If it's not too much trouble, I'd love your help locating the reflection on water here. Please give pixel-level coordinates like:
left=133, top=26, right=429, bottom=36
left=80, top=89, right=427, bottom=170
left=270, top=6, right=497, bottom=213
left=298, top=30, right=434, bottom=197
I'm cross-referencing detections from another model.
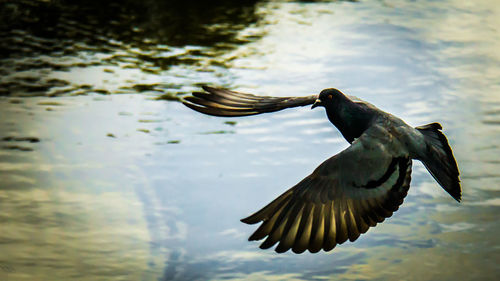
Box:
left=0, top=0, right=262, bottom=97
left=1, top=0, right=499, bottom=280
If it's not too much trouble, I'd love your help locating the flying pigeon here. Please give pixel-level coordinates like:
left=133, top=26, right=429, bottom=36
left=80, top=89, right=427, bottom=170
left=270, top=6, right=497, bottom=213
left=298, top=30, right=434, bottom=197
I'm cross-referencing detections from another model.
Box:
left=182, top=86, right=461, bottom=254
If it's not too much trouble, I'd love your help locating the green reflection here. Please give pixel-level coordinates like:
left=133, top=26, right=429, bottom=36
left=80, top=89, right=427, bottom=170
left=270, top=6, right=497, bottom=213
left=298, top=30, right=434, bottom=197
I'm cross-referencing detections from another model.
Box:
left=0, top=0, right=264, bottom=97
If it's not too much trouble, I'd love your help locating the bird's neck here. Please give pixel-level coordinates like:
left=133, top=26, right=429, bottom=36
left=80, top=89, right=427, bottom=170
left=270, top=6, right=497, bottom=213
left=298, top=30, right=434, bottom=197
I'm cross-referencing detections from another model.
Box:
left=326, top=102, right=374, bottom=143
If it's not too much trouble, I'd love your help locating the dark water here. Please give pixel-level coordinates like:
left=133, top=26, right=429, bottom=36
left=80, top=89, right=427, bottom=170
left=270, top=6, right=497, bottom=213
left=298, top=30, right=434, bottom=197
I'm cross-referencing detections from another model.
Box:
left=0, top=0, right=499, bottom=280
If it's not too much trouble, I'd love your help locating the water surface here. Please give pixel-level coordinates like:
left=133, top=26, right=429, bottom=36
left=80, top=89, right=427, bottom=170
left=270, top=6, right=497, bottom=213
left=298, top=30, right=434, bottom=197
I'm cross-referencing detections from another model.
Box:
left=0, top=0, right=499, bottom=280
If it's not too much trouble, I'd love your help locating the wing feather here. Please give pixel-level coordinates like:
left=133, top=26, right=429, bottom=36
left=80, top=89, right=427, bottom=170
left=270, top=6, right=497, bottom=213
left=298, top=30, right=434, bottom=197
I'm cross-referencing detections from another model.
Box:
left=275, top=204, right=305, bottom=253
left=323, top=200, right=336, bottom=251
left=248, top=200, right=288, bottom=241
left=241, top=124, right=413, bottom=253
left=309, top=203, right=325, bottom=253
left=183, top=86, right=317, bottom=117
left=292, top=203, right=314, bottom=254
left=335, top=199, right=349, bottom=244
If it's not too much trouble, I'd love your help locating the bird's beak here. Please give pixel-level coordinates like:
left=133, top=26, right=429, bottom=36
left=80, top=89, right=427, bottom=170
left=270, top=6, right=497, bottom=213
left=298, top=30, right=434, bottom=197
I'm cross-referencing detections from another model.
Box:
left=311, top=99, right=322, bottom=109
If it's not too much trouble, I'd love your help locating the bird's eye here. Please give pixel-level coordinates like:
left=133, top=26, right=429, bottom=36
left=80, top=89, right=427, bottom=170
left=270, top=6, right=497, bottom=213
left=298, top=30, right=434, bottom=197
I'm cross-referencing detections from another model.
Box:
left=328, top=95, right=333, bottom=99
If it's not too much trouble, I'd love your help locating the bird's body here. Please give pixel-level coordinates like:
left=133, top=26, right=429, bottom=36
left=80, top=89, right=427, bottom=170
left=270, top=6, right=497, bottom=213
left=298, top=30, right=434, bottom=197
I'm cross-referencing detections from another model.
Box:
left=183, top=86, right=461, bottom=253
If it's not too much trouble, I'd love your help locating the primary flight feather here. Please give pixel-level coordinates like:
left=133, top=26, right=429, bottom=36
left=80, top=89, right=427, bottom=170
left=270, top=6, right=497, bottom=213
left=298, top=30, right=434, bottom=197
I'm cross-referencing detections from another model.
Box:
left=183, top=86, right=461, bottom=254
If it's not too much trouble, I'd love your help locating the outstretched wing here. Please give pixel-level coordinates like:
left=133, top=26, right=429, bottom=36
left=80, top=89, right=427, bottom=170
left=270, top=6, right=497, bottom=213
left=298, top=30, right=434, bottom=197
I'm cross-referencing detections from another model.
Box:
left=241, top=123, right=413, bottom=253
left=182, top=86, right=317, bottom=117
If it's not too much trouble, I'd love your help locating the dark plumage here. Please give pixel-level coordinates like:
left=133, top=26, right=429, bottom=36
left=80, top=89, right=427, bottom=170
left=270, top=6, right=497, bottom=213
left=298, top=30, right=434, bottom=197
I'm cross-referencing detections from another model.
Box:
left=182, top=86, right=461, bottom=253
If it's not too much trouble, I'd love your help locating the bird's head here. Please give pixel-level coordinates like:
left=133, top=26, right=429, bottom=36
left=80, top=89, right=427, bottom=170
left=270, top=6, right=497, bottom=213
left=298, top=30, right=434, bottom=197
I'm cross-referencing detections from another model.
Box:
left=311, top=88, right=345, bottom=110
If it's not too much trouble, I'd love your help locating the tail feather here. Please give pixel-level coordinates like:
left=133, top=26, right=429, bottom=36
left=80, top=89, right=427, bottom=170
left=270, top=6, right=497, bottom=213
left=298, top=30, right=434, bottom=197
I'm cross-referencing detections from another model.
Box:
left=416, top=123, right=461, bottom=202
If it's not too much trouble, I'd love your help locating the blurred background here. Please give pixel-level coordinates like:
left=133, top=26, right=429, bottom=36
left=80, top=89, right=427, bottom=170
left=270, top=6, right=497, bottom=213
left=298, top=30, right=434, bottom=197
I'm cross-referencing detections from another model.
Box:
left=0, top=0, right=499, bottom=280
